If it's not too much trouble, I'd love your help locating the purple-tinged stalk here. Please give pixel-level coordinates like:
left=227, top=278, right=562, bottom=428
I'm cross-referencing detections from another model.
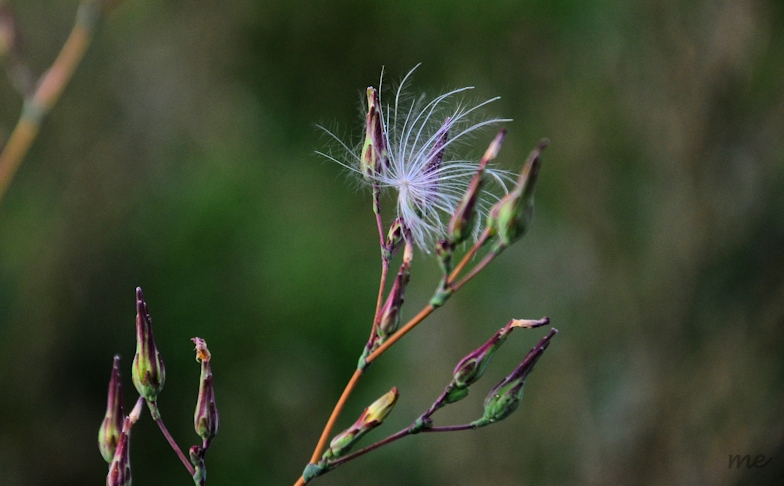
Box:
left=99, top=355, right=124, bottom=463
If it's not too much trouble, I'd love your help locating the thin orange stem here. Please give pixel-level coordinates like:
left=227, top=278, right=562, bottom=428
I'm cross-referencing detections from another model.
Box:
left=447, top=227, right=491, bottom=284
left=365, top=304, right=434, bottom=363
left=0, top=0, right=101, bottom=202
left=452, top=250, right=500, bottom=292
left=308, top=368, right=364, bottom=465
left=294, top=477, right=306, bottom=486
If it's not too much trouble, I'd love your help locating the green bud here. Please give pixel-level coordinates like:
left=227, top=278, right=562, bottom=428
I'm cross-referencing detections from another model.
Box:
left=452, top=317, right=549, bottom=389
left=377, top=243, right=412, bottom=341
left=106, top=418, right=132, bottom=486
left=98, top=355, right=124, bottom=463
left=443, top=383, right=470, bottom=404
left=385, top=218, right=404, bottom=258
left=474, top=328, right=557, bottom=427
left=361, top=87, right=388, bottom=179
left=192, top=338, right=219, bottom=444
left=449, top=129, right=505, bottom=244
left=435, top=239, right=454, bottom=275
left=190, top=445, right=206, bottom=486
left=132, top=287, right=166, bottom=403
left=322, top=387, right=399, bottom=461
left=487, top=139, right=548, bottom=249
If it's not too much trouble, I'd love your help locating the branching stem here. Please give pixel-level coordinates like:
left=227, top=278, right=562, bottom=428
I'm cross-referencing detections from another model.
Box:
left=0, top=0, right=113, bottom=203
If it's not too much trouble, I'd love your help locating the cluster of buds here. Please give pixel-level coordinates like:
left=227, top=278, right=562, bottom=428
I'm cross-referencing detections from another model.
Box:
left=444, top=317, right=550, bottom=406
left=98, top=288, right=219, bottom=486
left=315, top=71, right=558, bottom=484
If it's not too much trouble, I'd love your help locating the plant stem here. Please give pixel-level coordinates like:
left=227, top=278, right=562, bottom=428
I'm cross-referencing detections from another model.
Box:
left=327, top=427, right=412, bottom=469
left=365, top=304, right=434, bottom=363
left=447, top=227, right=491, bottom=283
left=423, top=424, right=476, bottom=433
left=0, top=0, right=107, bottom=203
left=368, top=256, right=389, bottom=343
left=154, top=413, right=195, bottom=476
left=451, top=249, right=500, bottom=292
left=307, top=368, right=364, bottom=465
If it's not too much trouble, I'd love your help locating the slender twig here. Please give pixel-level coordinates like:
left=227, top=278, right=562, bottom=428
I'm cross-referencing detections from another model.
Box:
left=451, top=249, right=500, bottom=292
left=422, top=424, right=476, bottom=433
left=154, top=414, right=196, bottom=476
left=327, top=427, right=412, bottom=469
left=0, top=0, right=110, bottom=203
left=447, top=227, right=491, bottom=283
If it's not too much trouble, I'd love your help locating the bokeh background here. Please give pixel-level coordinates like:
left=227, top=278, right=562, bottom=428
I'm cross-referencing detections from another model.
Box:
left=1, top=0, right=783, bottom=484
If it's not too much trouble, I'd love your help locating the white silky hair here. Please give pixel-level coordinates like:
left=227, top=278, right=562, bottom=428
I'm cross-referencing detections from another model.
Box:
left=318, top=65, right=515, bottom=250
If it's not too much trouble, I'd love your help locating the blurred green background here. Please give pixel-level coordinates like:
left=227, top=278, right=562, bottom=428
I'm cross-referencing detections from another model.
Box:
left=1, top=0, right=783, bottom=484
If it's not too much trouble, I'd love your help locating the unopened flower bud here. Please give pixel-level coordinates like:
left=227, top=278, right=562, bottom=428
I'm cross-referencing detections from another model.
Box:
left=377, top=241, right=413, bottom=342
left=132, top=287, right=166, bottom=403
left=106, top=418, right=132, bottom=486
left=452, top=319, right=515, bottom=389
left=190, top=445, right=206, bottom=486
left=99, top=356, right=124, bottom=463
left=487, top=139, right=547, bottom=249
left=192, top=337, right=219, bottom=444
left=449, top=130, right=506, bottom=244
left=361, top=87, right=389, bottom=179
left=435, top=239, right=454, bottom=275
left=385, top=218, right=404, bottom=258
left=473, top=328, right=557, bottom=427
left=323, top=387, right=399, bottom=461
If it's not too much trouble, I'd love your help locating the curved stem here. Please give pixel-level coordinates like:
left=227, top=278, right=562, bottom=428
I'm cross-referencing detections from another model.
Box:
left=153, top=410, right=195, bottom=476
left=307, top=368, right=364, bottom=465
left=0, top=0, right=104, bottom=202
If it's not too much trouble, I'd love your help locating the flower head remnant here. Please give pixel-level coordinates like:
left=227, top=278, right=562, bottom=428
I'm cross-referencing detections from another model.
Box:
left=319, top=66, right=515, bottom=250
